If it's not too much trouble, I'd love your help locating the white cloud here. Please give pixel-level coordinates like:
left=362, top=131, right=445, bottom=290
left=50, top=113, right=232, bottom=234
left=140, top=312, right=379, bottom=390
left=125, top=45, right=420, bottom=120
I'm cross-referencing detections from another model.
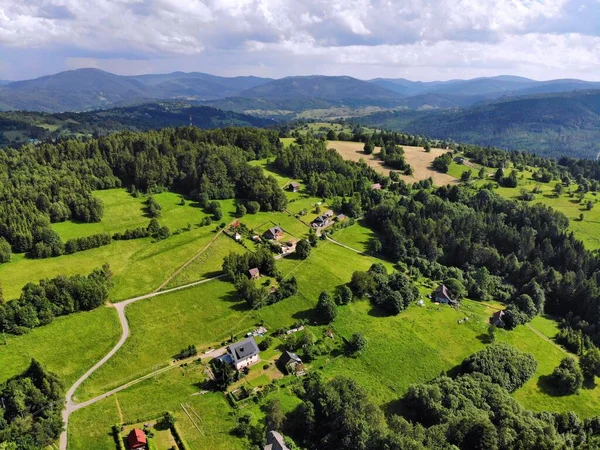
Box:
left=0, top=0, right=599, bottom=80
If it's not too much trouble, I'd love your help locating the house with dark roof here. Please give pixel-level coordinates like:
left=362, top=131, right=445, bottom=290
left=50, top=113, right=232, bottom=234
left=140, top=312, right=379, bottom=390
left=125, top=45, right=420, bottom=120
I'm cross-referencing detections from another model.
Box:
left=127, top=429, right=147, bottom=450
left=434, top=284, right=458, bottom=306
left=264, top=226, right=284, bottom=240
left=289, top=182, right=300, bottom=192
left=228, top=336, right=260, bottom=370
left=491, top=310, right=506, bottom=328
left=278, top=351, right=304, bottom=375
left=249, top=267, right=260, bottom=280
left=312, top=211, right=334, bottom=228
left=264, top=430, right=290, bottom=450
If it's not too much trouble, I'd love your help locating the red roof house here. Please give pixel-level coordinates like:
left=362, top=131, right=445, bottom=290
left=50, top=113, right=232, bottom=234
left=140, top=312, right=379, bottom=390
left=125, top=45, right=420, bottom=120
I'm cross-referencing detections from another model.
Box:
left=127, top=429, right=147, bottom=449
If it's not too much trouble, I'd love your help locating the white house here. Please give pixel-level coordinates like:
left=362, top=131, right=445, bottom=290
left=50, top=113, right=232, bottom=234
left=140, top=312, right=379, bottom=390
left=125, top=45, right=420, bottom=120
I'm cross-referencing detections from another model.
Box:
left=228, top=336, right=260, bottom=370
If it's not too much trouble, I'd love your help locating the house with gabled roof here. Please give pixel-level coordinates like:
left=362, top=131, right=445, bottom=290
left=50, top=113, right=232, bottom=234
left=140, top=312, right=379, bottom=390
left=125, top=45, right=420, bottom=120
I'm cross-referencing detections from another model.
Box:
left=264, top=226, right=284, bottom=240
left=278, top=351, right=305, bottom=376
left=289, top=182, right=300, bottom=192
left=491, top=310, right=506, bottom=328
left=434, top=284, right=458, bottom=306
left=249, top=267, right=260, bottom=280
left=127, top=429, right=147, bottom=450
left=264, top=430, right=290, bottom=450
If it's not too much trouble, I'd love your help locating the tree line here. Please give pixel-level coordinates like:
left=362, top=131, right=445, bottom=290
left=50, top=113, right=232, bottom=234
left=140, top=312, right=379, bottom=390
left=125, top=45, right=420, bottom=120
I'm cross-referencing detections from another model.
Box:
left=0, top=265, right=112, bottom=334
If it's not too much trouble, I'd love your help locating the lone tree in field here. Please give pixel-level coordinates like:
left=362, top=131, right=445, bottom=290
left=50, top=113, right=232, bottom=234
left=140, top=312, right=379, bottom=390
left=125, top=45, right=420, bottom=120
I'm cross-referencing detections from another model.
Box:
left=295, top=239, right=311, bottom=259
left=315, top=291, right=337, bottom=324
left=363, top=141, right=374, bottom=155
left=424, top=142, right=431, bottom=152
left=551, top=357, right=583, bottom=395
left=347, top=332, right=367, bottom=355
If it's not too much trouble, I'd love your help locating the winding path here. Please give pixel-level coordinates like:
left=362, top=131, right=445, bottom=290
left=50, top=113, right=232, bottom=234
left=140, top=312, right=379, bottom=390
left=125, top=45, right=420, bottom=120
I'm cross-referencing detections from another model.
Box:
left=59, top=275, right=223, bottom=450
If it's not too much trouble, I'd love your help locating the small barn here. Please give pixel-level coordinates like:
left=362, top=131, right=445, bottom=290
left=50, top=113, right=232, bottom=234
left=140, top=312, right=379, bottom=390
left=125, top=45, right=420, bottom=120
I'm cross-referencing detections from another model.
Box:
left=249, top=268, right=260, bottom=280
left=289, top=182, right=300, bottom=192
left=127, top=429, right=147, bottom=450
left=370, top=183, right=382, bottom=190
left=433, top=284, right=458, bottom=306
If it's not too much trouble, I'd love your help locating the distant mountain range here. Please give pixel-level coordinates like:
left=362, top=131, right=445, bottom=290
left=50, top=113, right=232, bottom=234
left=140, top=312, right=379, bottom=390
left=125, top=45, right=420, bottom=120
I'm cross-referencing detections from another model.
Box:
left=358, top=90, right=600, bottom=159
left=0, top=69, right=273, bottom=112
left=1, top=69, right=600, bottom=113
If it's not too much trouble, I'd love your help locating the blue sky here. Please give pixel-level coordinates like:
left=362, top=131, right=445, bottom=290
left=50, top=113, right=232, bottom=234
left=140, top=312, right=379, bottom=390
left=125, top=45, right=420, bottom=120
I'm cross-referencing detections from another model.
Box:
left=0, top=0, right=599, bottom=81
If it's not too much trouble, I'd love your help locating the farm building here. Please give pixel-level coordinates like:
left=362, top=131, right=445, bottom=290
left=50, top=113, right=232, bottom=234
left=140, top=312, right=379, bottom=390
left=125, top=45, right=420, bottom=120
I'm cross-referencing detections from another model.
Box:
left=127, top=429, right=147, bottom=450
left=335, top=214, right=346, bottom=222
left=433, top=284, right=458, bottom=306
left=370, top=183, right=382, bottom=190
left=226, top=337, right=260, bottom=370
left=278, top=351, right=304, bottom=375
left=264, top=430, right=290, bottom=450
left=249, top=268, right=260, bottom=280
left=491, top=310, right=506, bottom=328
left=264, top=226, right=284, bottom=240
left=289, top=182, right=300, bottom=192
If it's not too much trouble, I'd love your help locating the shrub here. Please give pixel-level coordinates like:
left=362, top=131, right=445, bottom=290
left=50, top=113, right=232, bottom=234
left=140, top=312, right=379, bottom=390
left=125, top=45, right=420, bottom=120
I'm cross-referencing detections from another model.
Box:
left=461, top=343, right=537, bottom=392
left=551, top=357, right=583, bottom=395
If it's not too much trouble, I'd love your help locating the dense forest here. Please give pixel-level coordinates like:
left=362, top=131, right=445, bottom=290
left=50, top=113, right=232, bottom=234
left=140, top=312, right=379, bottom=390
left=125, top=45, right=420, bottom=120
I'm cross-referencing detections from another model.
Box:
left=0, top=127, right=287, bottom=266
left=0, top=360, right=64, bottom=449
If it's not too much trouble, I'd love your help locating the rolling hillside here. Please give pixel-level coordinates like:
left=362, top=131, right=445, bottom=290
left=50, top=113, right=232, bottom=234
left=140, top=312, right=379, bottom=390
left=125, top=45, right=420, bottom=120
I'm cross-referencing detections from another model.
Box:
left=359, top=90, right=600, bottom=159
left=238, top=75, right=403, bottom=102
left=0, top=102, right=274, bottom=147
left=369, top=75, right=600, bottom=104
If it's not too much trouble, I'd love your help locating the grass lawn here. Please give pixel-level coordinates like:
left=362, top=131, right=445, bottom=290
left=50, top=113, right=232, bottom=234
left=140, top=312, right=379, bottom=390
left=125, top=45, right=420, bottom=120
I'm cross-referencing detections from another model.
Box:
left=0, top=197, right=236, bottom=301
left=0, top=306, right=121, bottom=386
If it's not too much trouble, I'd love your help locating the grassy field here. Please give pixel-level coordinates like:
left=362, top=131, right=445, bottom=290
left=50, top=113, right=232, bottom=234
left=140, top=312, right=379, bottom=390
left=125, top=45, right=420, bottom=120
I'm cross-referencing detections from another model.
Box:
left=74, top=279, right=259, bottom=401
left=0, top=306, right=121, bottom=386
left=164, top=234, right=243, bottom=289
left=470, top=166, right=600, bottom=250
left=51, top=190, right=210, bottom=240
left=0, top=190, right=236, bottom=300
left=326, top=140, right=457, bottom=185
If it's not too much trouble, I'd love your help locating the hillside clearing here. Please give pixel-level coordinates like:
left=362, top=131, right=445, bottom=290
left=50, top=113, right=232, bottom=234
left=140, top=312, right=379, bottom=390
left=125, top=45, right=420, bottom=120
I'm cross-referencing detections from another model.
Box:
left=326, top=140, right=457, bottom=185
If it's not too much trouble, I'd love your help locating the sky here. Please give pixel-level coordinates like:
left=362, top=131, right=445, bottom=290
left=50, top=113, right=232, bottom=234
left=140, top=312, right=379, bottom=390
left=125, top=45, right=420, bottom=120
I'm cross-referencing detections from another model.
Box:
left=0, top=0, right=599, bottom=81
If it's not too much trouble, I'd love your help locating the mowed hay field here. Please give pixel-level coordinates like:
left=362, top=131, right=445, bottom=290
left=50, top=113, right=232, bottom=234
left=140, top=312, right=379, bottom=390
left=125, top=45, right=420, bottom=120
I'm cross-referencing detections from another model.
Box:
left=326, top=140, right=458, bottom=186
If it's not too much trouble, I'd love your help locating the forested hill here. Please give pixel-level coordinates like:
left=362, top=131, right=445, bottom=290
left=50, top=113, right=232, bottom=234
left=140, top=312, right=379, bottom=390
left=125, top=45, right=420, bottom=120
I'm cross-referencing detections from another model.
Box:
left=0, top=68, right=273, bottom=112
left=358, top=90, right=600, bottom=160
left=0, top=103, right=274, bottom=148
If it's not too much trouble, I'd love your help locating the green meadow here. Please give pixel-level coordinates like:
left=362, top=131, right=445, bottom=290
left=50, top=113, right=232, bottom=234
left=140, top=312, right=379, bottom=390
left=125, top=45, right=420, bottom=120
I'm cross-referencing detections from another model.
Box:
left=0, top=189, right=236, bottom=300
left=0, top=306, right=121, bottom=386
